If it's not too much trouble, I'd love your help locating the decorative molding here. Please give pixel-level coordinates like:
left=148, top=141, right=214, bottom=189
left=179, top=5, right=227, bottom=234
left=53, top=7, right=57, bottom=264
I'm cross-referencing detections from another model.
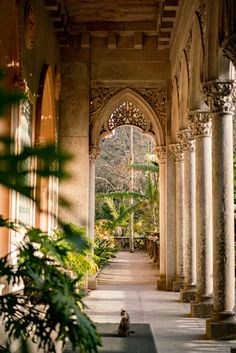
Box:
left=89, top=145, right=101, bottom=160
left=203, top=80, right=236, bottom=113
left=178, top=129, right=195, bottom=152
left=188, top=111, right=212, bottom=137
left=169, top=143, right=184, bottom=162
left=108, top=100, right=147, bottom=131
left=155, top=146, right=166, bottom=164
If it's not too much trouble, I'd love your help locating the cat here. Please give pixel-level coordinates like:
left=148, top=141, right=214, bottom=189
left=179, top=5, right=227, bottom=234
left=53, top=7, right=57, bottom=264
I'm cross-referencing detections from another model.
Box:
left=117, top=309, right=134, bottom=337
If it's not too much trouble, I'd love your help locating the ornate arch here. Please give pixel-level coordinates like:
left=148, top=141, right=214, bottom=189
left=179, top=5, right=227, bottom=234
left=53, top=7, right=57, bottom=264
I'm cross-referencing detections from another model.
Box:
left=90, top=88, right=165, bottom=146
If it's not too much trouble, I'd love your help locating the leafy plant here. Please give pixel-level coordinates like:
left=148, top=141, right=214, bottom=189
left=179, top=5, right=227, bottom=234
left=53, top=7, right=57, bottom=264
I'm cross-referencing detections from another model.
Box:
left=94, top=223, right=120, bottom=268
left=0, top=223, right=101, bottom=353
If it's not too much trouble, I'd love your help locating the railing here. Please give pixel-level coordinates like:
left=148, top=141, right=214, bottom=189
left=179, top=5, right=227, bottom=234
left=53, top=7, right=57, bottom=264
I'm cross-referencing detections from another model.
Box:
left=114, top=236, right=147, bottom=250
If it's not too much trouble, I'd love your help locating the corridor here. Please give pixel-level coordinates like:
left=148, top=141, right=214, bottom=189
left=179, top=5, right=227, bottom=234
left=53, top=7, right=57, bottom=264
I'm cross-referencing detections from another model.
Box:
left=85, top=251, right=236, bottom=353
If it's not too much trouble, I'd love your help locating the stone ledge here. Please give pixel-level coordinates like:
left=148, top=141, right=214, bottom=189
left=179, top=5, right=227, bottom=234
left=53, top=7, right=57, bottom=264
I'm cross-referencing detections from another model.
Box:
left=190, top=299, right=213, bottom=318
left=180, top=288, right=196, bottom=303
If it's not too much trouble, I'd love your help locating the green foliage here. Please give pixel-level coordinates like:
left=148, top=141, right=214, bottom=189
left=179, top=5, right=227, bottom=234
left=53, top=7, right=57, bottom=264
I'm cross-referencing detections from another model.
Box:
left=96, top=162, right=160, bottom=234
left=94, top=222, right=120, bottom=268
left=0, top=226, right=101, bottom=353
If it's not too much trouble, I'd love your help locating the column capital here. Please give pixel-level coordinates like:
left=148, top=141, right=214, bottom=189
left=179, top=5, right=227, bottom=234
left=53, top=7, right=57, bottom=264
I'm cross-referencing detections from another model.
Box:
left=169, top=143, right=184, bottom=162
left=155, top=145, right=166, bottom=164
left=178, top=128, right=195, bottom=152
left=188, top=111, right=212, bottom=137
left=203, top=80, right=236, bottom=113
left=89, top=145, right=100, bottom=160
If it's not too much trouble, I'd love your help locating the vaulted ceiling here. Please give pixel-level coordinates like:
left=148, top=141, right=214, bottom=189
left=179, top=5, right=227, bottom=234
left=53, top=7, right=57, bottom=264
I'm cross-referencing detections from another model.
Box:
left=45, top=0, right=179, bottom=49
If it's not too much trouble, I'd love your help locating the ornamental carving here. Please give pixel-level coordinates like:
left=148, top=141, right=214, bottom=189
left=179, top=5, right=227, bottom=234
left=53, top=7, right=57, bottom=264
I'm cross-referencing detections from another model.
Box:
left=169, top=143, right=184, bottom=162
left=90, top=88, right=120, bottom=124
left=155, top=146, right=166, bottom=164
left=196, top=0, right=207, bottom=47
left=89, top=145, right=101, bottom=160
left=134, top=87, right=167, bottom=133
left=188, top=111, right=212, bottom=137
left=108, top=101, right=147, bottom=131
left=203, top=81, right=236, bottom=113
left=178, top=129, right=195, bottom=152
left=24, top=2, right=36, bottom=50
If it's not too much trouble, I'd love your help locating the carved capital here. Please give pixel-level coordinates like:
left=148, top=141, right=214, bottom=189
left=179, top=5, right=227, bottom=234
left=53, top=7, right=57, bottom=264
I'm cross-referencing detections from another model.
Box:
left=89, top=145, right=100, bottom=160
left=178, top=129, right=195, bottom=152
left=155, top=146, right=166, bottom=164
left=188, top=111, right=212, bottom=137
left=203, top=80, right=236, bottom=113
left=169, top=143, right=184, bottom=162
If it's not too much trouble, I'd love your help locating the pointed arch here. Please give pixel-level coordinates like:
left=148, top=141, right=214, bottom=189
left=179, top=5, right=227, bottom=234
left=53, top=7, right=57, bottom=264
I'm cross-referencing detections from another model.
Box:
left=90, top=88, right=165, bottom=146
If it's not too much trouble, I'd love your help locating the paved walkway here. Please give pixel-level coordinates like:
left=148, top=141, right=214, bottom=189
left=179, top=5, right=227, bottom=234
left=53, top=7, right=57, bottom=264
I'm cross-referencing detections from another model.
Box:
left=84, top=250, right=236, bottom=353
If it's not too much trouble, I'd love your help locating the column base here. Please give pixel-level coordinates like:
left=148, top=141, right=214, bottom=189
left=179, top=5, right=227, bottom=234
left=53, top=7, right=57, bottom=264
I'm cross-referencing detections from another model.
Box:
left=173, top=277, right=184, bottom=292
left=157, top=275, right=166, bottom=290
left=190, top=296, right=213, bottom=318
left=180, top=286, right=196, bottom=303
left=206, top=314, right=236, bottom=339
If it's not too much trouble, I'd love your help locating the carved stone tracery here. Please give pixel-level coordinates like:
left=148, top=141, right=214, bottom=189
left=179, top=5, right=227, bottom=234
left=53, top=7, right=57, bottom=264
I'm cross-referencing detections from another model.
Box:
left=188, top=111, right=212, bottom=137
left=108, top=100, right=147, bottom=131
left=169, top=143, right=184, bottom=162
left=203, top=81, right=236, bottom=113
left=90, top=87, right=167, bottom=135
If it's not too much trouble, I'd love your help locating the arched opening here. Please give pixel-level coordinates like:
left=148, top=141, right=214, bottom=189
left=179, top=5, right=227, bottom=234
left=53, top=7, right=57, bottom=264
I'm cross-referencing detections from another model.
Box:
left=89, top=88, right=165, bottom=261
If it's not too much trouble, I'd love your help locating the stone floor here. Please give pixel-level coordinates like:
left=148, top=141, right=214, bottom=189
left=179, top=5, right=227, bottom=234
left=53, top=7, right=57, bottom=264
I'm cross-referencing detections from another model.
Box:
left=84, top=250, right=236, bottom=353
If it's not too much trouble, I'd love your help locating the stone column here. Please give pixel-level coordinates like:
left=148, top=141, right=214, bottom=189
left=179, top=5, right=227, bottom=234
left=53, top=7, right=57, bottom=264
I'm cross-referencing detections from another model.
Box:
left=165, top=148, right=176, bottom=290
left=189, top=111, right=213, bottom=318
left=169, top=143, right=185, bottom=292
left=88, top=145, right=100, bottom=250
left=178, top=129, right=196, bottom=303
left=156, top=146, right=167, bottom=290
left=88, top=145, right=100, bottom=290
left=204, top=80, right=236, bottom=339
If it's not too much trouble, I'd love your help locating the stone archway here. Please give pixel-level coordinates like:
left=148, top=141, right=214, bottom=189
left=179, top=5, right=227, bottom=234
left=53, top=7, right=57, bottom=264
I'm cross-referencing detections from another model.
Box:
left=90, top=88, right=165, bottom=147
left=88, top=87, right=166, bottom=288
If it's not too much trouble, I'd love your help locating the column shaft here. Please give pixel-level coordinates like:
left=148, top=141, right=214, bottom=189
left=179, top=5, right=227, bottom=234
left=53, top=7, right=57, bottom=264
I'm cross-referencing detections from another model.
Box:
left=212, top=112, right=234, bottom=315
left=178, top=128, right=196, bottom=303
left=189, top=111, right=213, bottom=318
left=156, top=146, right=167, bottom=290
left=169, top=143, right=185, bottom=292
left=203, top=79, right=236, bottom=340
